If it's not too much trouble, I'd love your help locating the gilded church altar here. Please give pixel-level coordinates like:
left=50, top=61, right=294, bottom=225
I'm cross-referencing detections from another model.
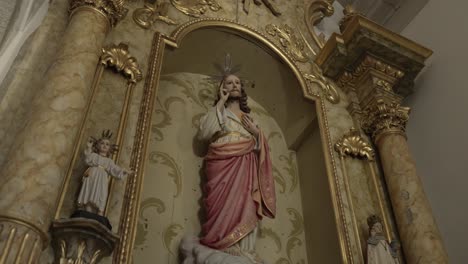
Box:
left=0, top=0, right=448, bottom=263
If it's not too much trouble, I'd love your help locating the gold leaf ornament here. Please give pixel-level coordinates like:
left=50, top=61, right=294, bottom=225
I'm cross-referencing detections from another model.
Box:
left=334, top=128, right=375, bottom=160
left=304, top=63, right=340, bottom=104
left=133, top=1, right=178, bottom=29
left=100, top=43, right=143, bottom=84
left=170, top=0, right=221, bottom=17
left=242, top=0, right=281, bottom=16
left=265, top=24, right=310, bottom=63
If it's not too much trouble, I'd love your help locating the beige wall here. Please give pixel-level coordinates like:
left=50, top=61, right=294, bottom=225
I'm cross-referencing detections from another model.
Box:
left=401, top=1, right=468, bottom=262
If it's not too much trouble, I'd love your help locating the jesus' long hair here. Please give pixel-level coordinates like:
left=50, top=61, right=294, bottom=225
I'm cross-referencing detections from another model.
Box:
left=213, top=76, right=251, bottom=114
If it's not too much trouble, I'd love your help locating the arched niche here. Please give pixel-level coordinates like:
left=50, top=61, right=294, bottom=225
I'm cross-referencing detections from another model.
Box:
left=115, top=19, right=350, bottom=264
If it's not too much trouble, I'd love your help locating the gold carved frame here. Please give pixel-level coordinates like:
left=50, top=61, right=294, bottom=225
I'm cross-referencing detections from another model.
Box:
left=115, top=18, right=355, bottom=264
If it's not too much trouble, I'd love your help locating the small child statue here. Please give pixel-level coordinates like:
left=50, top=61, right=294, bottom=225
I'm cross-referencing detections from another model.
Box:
left=77, top=130, right=133, bottom=216
left=367, top=215, right=400, bottom=264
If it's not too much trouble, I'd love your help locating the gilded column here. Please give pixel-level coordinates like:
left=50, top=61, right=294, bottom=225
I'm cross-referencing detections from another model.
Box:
left=316, top=12, right=448, bottom=263
left=0, top=1, right=126, bottom=263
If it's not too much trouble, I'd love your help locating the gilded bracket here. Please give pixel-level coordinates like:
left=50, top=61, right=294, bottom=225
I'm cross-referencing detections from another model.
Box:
left=305, top=0, right=335, bottom=52
left=170, top=0, right=221, bottom=18
left=242, top=0, right=281, bottom=16
left=304, top=63, right=340, bottom=104
left=265, top=23, right=310, bottom=63
left=334, top=128, right=374, bottom=160
left=133, top=1, right=178, bottom=29
left=101, top=43, right=143, bottom=84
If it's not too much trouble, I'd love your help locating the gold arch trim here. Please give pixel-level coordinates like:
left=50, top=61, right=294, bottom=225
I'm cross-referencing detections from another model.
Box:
left=163, top=18, right=320, bottom=101
left=115, top=18, right=355, bottom=263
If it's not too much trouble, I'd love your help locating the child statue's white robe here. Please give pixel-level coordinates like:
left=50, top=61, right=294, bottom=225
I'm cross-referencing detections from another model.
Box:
left=367, top=236, right=400, bottom=264
left=77, top=150, right=126, bottom=212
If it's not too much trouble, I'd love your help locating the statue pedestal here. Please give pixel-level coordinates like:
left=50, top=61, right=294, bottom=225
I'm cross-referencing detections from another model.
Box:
left=51, top=218, right=119, bottom=264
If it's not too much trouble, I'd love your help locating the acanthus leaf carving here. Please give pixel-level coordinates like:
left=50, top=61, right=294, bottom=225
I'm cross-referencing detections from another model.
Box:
left=170, top=0, right=221, bottom=18
left=265, top=24, right=310, bottom=63
left=101, top=43, right=143, bottom=84
left=334, top=128, right=375, bottom=160
left=361, top=99, right=410, bottom=142
left=133, top=1, right=178, bottom=29
left=243, top=0, right=281, bottom=16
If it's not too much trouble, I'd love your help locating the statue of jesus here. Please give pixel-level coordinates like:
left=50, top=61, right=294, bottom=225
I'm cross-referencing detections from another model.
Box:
left=183, top=74, right=275, bottom=263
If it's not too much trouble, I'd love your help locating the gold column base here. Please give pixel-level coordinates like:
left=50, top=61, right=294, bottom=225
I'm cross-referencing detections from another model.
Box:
left=0, top=216, right=48, bottom=264
left=51, top=218, right=119, bottom=264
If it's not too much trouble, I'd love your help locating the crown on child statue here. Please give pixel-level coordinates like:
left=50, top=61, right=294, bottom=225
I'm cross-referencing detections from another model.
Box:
left=101, top=129, right=113, bottom=140
left=367, top=214, right=382, bottom=229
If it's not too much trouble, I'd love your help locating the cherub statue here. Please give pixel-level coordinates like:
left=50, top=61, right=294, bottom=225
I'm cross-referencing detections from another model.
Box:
left=77, top=130, right=133, bottom=216
left=367, top=215, right=400, bottom=264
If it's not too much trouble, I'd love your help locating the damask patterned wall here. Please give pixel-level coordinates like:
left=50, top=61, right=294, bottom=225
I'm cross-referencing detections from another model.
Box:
left=132, top=73, right=311, bottom=264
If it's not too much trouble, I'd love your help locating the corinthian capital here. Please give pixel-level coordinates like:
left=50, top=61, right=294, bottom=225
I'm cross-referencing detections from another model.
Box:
left=70, top=0, right=128, bottom=27
left=361, top=99, right=410, bottom=142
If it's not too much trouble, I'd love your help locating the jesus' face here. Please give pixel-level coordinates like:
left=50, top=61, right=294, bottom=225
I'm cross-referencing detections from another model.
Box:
left=223, top=75, right=241, bottom=98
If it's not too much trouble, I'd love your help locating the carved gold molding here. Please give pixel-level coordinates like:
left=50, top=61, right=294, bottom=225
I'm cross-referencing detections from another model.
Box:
left=101, top=43, right=143, bottom=84
left=305, top=0, right=335, bottom=51
left=265, top=24, right=310, bottom=63
left=133, top=1, right=178, bottom=29
left=170, top=0, right=221, bottom=17
left=304, top=63, right=340, bottom=103
left=243, top=0, right=281, bottom=16
left=361, top=99, right=410, bottom=143
left=334, top=128, right=374, bottom=160
left=69, top=0, right=128, bottom=27
left=337, top=55, right=405, bottom=91
left=51, top=218, right=118, bottom=264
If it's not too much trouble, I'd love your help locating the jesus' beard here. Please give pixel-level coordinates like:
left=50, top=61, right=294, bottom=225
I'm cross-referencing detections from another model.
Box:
left=226, top=96, right=241, bottom=103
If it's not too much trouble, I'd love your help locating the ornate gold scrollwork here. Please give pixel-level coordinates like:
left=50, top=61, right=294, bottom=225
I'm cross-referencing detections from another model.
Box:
left=336, top=56, right=405, bottom=92
left=101, top=43, right=143, bottom=84
left=361, top=99, right=410, bottom=142
left=242, top=0, right=281, bottom=16
left=304, top=63, right=340, bottom=103
left=170, top=0, right=221, bottom=17
left=305, top=0, right=335, bottom=51
left=265, top=24, right=310, bottom=63
left=69, top=0, right=128, bottom=27
left=334, top=128, right=375, bottom=160
left=133, top=1, right=178, bottom=29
